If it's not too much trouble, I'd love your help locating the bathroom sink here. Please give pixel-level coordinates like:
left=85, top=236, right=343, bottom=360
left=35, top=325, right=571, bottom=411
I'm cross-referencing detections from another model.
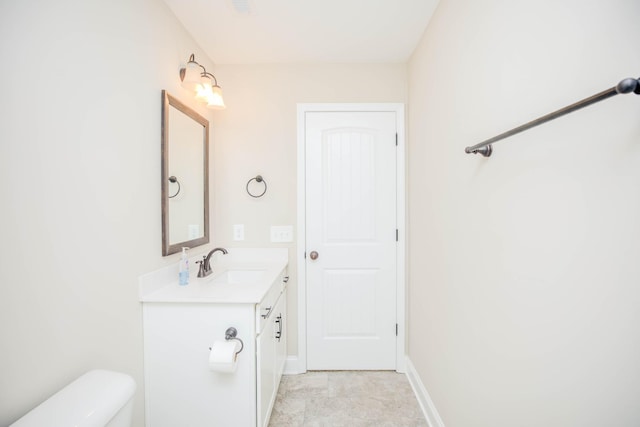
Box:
left=207, top=269, right=267, bottom=285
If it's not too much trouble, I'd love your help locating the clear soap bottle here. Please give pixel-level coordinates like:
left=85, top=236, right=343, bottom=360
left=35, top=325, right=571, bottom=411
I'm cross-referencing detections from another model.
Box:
left=179, top=247, right=189, bottom=285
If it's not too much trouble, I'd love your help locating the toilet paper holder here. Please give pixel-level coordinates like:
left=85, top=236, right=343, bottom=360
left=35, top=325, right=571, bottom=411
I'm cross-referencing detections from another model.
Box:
left=225, top=327, right=244, bottom=354
left=208, top=327, right=244, bottom=355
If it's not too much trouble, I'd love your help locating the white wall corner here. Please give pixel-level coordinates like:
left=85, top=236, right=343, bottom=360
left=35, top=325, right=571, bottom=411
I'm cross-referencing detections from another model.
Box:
left=405, top=357, right=446, bottom=427
left=283, top=356, right=304, bottom=375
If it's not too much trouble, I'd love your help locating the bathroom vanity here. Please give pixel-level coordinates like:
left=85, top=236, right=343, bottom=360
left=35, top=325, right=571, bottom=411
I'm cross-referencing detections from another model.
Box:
left=139, top=249, right=288, bottom=427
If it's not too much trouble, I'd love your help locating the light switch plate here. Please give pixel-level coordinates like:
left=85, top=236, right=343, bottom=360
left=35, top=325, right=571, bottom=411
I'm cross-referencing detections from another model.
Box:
left=270, top=225, right=293, bottom=242
left=233, top=224, right=245, bottom=241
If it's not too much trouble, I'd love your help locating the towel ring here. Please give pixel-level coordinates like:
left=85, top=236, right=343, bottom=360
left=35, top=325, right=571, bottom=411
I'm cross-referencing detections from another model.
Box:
left=168, top=176, right=181, bottom=198
left=246, top=175, right=267, bottom=198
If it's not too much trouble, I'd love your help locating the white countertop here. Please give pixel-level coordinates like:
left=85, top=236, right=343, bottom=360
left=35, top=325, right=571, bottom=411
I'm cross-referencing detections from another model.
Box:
left=139, top=248, right=288, bottom=304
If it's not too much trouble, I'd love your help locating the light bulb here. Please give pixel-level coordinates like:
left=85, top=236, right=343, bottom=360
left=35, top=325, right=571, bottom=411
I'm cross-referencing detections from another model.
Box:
left=195, top=74, right=213, bottom=102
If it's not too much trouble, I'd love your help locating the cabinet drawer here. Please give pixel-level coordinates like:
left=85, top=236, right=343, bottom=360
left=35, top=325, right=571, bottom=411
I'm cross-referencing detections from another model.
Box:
left=256, top=270, right=286, bottom=334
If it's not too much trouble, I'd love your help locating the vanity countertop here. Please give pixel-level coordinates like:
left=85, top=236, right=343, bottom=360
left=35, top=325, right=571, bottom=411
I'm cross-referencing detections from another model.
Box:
left=139, top=248, right=288, bottom=304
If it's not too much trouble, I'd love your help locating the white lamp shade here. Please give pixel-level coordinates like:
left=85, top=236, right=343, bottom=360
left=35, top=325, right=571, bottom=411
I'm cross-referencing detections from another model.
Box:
left=181, top=61, right=202, bottom=91
left=195, top=74, right=213, bottom=101
left=207, top=85, right=226, bottom=109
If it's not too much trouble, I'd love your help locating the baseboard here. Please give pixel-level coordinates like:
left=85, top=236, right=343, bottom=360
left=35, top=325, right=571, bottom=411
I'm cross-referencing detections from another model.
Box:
left=283, top=356, right=303, bottom=375
left=405, top=357, right=446, bottom=427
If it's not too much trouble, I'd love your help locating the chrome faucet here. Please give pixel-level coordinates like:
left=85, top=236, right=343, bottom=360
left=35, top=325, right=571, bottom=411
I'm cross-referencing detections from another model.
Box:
left=196, top=247, right=228, bottom=278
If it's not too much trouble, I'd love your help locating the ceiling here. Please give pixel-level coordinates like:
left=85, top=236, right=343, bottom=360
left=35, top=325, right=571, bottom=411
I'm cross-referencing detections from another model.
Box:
left=162, top=0, right=440, bottom=64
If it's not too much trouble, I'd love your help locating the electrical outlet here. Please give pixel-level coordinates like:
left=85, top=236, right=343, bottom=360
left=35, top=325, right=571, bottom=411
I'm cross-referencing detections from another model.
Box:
left=188, top=224, right=200, bottom=239
left=270, top=225, right=293, bottom=242
left=233, top=224, right=245, bottom=241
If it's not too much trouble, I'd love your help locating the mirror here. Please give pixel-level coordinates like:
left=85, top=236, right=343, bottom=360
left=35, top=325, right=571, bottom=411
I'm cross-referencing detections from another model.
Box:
left=161, top=90, right=209, bottom=256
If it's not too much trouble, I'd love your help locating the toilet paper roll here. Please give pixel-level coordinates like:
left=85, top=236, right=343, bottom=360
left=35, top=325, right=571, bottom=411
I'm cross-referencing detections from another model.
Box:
left=209, top=340, right=240, bottom=373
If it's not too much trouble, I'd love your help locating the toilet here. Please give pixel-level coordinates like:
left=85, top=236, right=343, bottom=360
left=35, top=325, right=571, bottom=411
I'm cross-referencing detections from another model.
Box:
left=11, top=369, right=136, bottom=427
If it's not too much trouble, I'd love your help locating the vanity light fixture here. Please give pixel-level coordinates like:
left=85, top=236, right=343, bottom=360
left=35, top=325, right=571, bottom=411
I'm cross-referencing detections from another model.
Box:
left=179, top=54, right=226, bottom=109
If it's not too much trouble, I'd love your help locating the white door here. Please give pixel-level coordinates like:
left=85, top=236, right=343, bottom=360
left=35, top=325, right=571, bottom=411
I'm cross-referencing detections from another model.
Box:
left=305, top=111, right=397, bottom=370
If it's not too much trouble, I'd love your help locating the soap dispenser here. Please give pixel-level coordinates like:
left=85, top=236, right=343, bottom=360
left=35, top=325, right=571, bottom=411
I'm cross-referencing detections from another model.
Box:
left=179, top=247, right=189, bottom=286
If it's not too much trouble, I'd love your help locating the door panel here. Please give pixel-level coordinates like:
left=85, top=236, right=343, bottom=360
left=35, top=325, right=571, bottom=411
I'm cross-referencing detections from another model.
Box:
left=323, top=269, right=378, bottom=337
left=305, top=111, right=397, bottom=370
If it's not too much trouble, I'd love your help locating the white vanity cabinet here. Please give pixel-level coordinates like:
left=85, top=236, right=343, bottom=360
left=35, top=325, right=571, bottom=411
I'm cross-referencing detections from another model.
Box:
left=257, top=276, right=287, bottom=427
left=139, top=249, right=288, bottom=427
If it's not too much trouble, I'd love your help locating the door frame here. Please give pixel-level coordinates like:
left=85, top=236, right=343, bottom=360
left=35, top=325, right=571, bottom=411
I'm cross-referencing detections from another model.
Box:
left=296, top=103, right=406, bottom=373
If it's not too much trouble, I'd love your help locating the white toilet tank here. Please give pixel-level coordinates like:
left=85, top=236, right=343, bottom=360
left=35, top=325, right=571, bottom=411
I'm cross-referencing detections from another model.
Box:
left=11, top=369, right=136, bottom=427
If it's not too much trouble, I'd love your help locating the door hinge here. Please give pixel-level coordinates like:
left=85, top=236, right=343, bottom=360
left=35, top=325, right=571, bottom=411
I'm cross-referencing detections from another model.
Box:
left=396, top=323, right=398, bottom=336
left=395, top=133, right=398, bottom=146
left=396, top=229, right=398, bottom=242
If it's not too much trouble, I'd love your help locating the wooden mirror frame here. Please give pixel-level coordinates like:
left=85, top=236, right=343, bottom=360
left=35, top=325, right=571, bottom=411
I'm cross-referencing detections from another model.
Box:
left=161, top=90, right=210, bottom=256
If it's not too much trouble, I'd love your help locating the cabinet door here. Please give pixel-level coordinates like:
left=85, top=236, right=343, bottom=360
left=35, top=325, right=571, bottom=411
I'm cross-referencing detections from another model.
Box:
left=256, top=309, right=276, bottom=427
left=143, top=303, right=257, bottom=427
left=275, top=289, right=287, bottom=381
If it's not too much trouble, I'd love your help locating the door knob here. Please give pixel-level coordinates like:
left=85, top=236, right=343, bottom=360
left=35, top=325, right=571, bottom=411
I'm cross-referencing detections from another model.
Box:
left=309, top=251, right=319, bottom=260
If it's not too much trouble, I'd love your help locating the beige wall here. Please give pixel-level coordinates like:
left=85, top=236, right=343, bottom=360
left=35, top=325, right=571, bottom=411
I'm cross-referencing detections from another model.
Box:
left=407, top=0, right=640, bottom=426
left=210, top=63, right=408, bottom=356
left=0, top=2, right=407, bottom=425
left=0, top=1, right=218, bottom=425
left=9, top=0, right=636, bottom=426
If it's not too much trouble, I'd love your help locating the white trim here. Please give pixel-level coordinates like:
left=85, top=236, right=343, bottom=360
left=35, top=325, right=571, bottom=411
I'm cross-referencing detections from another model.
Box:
left=395, top=104, right=407, bottom=373
left=282, top=356, right=303, bottom=375
left=296, top=103, right=407, bottom=373
left=296, top=106, right=308, bottom=373
left=405, top=357, right=446, bottom=427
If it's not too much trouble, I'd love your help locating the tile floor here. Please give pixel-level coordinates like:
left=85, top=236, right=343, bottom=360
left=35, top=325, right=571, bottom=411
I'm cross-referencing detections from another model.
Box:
left=268, top=371, right=428, bottom=427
